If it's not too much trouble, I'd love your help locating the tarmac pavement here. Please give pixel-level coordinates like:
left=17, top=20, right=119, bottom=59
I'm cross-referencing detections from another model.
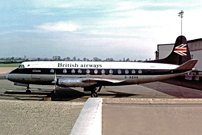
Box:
left=2, top=67, right=202, bottom=135
left=102, top=98, right=202, bottom=135
left=0, top=100, right=84, bottom=135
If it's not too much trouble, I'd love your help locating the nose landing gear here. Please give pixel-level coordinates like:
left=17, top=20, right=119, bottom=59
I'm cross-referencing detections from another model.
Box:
left=25, top=84, right=31, bottom=94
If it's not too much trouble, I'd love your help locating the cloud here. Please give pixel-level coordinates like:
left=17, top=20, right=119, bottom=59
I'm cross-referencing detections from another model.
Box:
left=1, top=0, right=202, bottom=60
left=28, top=9, right=55, bottom=15
left=37, top=22, right=80, bottom=32
left=30, top=0, right=69, bottom=8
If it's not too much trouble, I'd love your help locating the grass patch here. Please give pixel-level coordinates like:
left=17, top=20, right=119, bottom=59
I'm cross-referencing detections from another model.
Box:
left=0, top=63, right=20, bottom=67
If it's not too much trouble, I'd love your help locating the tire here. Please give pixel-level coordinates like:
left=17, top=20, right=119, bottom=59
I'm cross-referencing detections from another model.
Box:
left=91, top=92, right=98, bottom=97
left=26, top=90, right=31, bottom=94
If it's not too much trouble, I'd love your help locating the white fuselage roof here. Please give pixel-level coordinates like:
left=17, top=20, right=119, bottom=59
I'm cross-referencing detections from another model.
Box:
left=20, top=61, right=179, bottom=70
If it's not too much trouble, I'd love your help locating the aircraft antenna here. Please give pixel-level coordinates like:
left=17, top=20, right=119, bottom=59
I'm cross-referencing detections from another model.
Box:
left=178, top=10, right=184, bottom=35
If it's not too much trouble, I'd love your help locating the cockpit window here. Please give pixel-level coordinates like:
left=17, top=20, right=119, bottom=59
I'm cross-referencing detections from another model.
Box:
left=18, top=64, right=25, bottom=69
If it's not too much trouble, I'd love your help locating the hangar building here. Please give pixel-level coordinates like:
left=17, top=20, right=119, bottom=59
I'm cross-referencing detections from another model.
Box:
left=156, top=37, right=202, bottom=81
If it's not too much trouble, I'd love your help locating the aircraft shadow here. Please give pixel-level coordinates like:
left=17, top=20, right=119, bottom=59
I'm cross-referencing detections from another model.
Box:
left=4, top=88, right=85, bottom=101
left=4, top=87, right=136, bottom=101
left=50, top=88, right=86, bottom=101
left=5, top=91, right=50, bottom=95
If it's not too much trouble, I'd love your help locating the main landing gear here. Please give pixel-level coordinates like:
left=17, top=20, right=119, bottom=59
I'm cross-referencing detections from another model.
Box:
left=91, top=89, right=98, bottom=97
left=85, top=86, right=102, bottom=97
left=25, top=84, right=31, bottom=94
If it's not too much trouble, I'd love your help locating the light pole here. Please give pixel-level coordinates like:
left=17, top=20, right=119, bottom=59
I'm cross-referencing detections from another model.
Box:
left=178, top=10, right=184, bottom=35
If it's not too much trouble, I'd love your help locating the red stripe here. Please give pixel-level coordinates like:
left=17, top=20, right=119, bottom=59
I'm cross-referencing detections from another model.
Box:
left=179, top=52, right=186, bottom=56
left=174, top=48, right=187, bottom=51
left=178, top=44, right=186, bottom=48
left=175, top=51, right=186, bottom=56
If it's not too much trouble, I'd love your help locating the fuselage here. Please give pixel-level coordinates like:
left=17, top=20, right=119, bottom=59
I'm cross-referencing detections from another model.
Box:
left=5, top=35, right=196, bottom=97
left=7, top=61, right=189, bottom=87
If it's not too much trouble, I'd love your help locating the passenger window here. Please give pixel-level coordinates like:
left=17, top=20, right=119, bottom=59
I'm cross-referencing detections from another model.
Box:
left=132, top=70, right=136, bottom=74
left=63, top=69, right=67, bottom=74
left=101, top=69, right=105, bottom=74
left=71, top=69, right=75, bottom=74
left=50, top=69, right=54, bottom=73
left=118, top=69, right=122, bottom=74
left=138, top=70, right=142, bottom=74
left=125, top=70, right=129, bottom=74
left=86, top=69, right=90, bottom=74
left=109, top=69, right=113, bottom=74
left=94, top=69, right=98, bottom=74
left=78, top=69, right=82, bottom=74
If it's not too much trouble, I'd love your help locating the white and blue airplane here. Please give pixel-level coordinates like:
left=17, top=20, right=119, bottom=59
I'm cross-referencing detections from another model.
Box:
left=7, top=35, right=197, bottom=97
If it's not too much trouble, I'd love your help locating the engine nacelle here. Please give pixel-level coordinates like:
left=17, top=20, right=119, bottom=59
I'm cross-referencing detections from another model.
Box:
left=57, top=78, right=96, bottom=87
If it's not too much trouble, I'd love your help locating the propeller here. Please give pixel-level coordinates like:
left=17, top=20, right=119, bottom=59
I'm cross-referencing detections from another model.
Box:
left=53, top=72, right=57, bottom=89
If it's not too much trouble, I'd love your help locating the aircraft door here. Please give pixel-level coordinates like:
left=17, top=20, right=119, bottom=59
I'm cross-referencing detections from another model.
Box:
left=31, top=69, right=42, bottom=79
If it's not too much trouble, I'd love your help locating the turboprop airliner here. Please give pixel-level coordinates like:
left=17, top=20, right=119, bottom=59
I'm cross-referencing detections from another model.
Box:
left=7, top=35, right=197, bottom=97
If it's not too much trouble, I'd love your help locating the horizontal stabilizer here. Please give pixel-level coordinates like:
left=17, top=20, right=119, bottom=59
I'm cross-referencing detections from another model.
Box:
left=175, top=60, right=198, bottom=70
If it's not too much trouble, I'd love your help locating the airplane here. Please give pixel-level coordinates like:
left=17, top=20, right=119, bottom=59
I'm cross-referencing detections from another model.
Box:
left=7, top=35, right=197, bottom=97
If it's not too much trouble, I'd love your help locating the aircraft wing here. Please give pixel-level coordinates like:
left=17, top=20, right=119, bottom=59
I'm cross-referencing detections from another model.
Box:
left=57, top=77, right=126, bottom=87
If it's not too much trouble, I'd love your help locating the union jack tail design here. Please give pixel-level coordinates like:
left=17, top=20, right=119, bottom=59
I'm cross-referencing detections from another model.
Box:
left=149, top=36, right=191, bottom=65
left=174, top=44, right=187, bottom=56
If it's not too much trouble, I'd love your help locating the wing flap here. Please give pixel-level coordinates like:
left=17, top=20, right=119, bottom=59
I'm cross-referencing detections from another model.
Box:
left=82, top=78, right=126, bottom=84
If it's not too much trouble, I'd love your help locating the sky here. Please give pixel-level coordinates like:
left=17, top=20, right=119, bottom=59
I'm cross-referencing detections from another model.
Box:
left=0, top=0, right=202, bottom=60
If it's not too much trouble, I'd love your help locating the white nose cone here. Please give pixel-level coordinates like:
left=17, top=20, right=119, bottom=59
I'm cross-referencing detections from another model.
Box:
left=6, top=74, right=10, bottom=79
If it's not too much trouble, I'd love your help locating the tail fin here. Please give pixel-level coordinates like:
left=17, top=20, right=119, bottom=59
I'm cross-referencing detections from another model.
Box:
left=153, top=35, right=191, bottom=65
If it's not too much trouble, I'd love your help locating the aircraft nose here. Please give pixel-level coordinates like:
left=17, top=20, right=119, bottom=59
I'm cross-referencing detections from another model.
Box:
left=6, top=73, right=10, bottom=80
left=6, top=74, right=9, bottom=79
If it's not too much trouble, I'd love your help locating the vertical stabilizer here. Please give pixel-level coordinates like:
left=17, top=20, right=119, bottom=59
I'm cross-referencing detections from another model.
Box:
left=151, top=35, right=191, bottom=65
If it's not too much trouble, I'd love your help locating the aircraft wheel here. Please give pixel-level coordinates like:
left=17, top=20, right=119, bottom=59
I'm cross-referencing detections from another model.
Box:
left=26, top=90, right=31, bottom=94
left=91, top=92, right=98, bottom=97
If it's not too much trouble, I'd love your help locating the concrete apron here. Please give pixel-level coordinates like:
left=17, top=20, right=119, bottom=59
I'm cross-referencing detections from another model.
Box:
left=103, top=98, right=202, bottom=135
left=71, top=98, right=202, bottom=135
